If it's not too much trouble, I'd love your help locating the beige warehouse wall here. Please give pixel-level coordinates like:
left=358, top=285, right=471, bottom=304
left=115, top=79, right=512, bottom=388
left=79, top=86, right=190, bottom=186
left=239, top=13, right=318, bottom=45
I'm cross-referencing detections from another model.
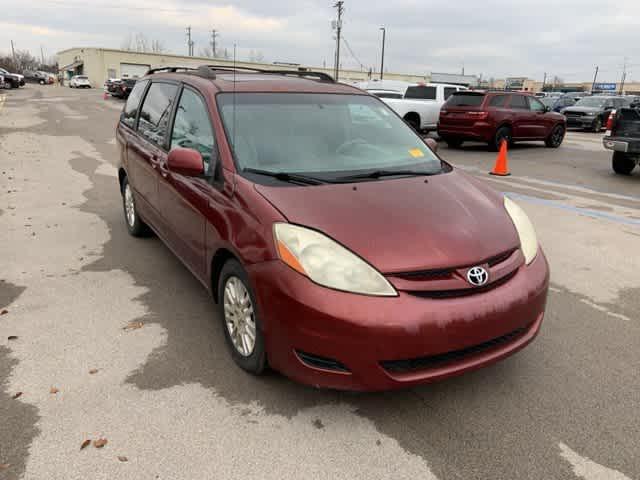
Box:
left=57, top=47, right=428, bottom=87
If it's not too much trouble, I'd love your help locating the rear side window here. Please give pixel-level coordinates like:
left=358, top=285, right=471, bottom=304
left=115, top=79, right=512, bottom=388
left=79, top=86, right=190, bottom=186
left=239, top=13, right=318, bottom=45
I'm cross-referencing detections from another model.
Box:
left=374, top=92, right=403, bottom=99
left=446, top=93, right=485, bottom=107
left=489, top=95, right=508, bottom=107
left=444, top=87, right=457, bottom=100
left=405, top=86, right=436, bottom=100
left=171, top=88, right=215, bottom=175
left=138, top=82, right=179, bottom=147
left=509, top=95, right=528, bottom=109
left=122, top=80, right=149, bottom=129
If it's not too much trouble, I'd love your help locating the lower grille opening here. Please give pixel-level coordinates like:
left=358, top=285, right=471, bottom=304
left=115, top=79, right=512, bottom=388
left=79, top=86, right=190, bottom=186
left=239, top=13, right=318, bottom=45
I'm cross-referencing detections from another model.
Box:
left=380, top=324, right=530, bottom=374
left=296, top=350, right=350, bottom=373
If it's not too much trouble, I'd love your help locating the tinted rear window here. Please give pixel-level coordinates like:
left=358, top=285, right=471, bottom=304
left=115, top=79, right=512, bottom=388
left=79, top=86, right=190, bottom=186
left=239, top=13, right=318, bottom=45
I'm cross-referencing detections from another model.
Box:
left=509, top=95, right=528, bottom=109
left=122, top=80, right=149, bottom=129
left=446, top=93, right=485, bottom=107
left=405, top=86, right=436, bottom=100
left=444, top=87, right=457, bottom=100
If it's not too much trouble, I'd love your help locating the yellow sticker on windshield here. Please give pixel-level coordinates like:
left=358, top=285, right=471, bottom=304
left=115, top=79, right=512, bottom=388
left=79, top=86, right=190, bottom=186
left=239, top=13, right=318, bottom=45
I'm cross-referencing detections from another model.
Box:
left=408, top=148, right=424, bottom=158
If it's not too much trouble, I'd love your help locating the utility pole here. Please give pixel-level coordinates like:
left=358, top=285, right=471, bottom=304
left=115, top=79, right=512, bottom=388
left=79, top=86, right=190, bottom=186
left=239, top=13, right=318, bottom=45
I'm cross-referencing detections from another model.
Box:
left=379, top=27, right=386, bottom=80
left=11, top=40, right=16, bottom=64
left=333, top=1, right=344, bottom=81
left=186, top=26, right=193, bottom=56
left=591, top=66, right=599, bottom=93
left=211, top=29, right=219, bottom=58
left=619, top=58, right=627, bottom=94
left=542, top=72, right=547, bottom=91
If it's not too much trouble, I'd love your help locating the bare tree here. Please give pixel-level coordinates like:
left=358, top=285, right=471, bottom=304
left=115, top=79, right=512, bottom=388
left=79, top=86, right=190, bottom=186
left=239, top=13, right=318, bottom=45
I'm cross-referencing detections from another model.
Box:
left=199, top=47, right=214, bottom=58
left=121, top=33, right=166, bottom=53
left=248, top=50, right=265, bottom=63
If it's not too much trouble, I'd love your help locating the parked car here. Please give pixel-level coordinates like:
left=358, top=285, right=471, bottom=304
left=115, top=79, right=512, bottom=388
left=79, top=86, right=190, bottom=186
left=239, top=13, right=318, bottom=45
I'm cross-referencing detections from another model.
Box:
left=562, top=96, right=627, bottom=132
left=356, top=80, right=467, bottom=132
left=438, top=91, right=566, bottom=150
left=0, top=73, right=5, bottom=89
left=104, top=78, right=121, bottom=94
left=0, top=67, right=24, bottom=88
left=116, top=65, right=549, bottom=391
left=112, top=78, right=136, bottom=99
left=602, top=105, right=640, bottom=175
left=69, top=75, right=91, bottom=88
left=539, top=95, right=576, bottom=112
left=24, top=70, right=54, bottom=85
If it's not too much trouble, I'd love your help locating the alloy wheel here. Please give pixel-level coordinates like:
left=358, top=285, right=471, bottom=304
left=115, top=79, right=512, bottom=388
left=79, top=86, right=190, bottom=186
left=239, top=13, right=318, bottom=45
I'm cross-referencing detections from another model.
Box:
left=223, top=277, right=256, bottom=357
left=124, top=184, right=136, bottom=227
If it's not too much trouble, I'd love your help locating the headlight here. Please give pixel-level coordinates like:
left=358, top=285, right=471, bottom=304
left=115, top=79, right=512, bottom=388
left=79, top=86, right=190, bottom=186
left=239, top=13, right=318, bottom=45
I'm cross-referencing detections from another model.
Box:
left=273, top=223, right=397, bottom=296
left=585, top=112, right=595, bottom=116
left=504, top=197, right=538, bottom=265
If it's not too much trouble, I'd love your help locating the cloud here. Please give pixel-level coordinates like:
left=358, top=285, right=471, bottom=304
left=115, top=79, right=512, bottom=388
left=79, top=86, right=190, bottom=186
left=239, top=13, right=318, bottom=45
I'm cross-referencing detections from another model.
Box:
left=1, top=0, right=639, bottom=82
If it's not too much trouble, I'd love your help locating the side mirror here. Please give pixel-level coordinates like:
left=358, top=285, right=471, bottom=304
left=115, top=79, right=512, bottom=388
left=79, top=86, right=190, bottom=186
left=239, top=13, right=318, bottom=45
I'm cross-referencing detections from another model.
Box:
left=425, top=138, right=438, bottom=153
left=544, top=106, right=551, bottom=113
left=167, top=148, right=204, bottom=176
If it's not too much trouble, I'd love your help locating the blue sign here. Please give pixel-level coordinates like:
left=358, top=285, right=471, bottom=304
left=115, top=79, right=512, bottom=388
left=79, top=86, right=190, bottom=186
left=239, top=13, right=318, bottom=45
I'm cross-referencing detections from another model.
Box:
left=594, top=83, right=617, bottom=91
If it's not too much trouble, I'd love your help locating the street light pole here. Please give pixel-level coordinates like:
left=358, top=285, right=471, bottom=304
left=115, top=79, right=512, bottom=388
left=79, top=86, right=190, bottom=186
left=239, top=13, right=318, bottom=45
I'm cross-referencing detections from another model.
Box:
left=379, top=27, right=386, bottom=81
left=333, top=1, right=344, bottom=82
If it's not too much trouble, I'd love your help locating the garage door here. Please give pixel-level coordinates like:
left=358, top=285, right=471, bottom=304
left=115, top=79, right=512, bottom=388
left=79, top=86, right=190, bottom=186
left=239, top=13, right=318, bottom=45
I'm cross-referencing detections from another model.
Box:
left=120, top=63, right=151, bottom=79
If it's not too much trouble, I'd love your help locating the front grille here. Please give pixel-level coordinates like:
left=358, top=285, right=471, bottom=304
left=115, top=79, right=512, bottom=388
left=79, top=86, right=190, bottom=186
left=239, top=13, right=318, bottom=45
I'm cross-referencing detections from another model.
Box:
left=407, top=269, right=517, bottom=299
left=380, top=324, right=530, bottom=374
left=565, top=111, right=584, bottom=117
left=296, top=350, right=350, bottom=373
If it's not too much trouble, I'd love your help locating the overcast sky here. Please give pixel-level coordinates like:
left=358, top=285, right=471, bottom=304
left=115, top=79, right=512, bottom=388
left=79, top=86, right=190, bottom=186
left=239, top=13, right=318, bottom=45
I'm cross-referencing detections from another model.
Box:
left=1, top=0, right=639, bottom=82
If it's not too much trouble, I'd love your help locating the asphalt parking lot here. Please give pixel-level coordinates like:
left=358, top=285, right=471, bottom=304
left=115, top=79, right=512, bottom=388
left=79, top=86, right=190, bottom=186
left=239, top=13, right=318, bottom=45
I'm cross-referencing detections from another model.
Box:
left=1, top=85, right=639, bottom=480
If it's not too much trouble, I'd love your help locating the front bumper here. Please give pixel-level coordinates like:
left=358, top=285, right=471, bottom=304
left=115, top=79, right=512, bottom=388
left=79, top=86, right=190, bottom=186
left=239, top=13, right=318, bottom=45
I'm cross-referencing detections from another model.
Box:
left=565, top=116, right=597, bottom=128
left=248, top=250, right=549, bottom=391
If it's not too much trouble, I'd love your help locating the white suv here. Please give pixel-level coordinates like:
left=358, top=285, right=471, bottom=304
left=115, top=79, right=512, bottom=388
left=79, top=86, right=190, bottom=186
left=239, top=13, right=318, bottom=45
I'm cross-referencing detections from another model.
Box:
left=69, top=75, right=91, bottom=88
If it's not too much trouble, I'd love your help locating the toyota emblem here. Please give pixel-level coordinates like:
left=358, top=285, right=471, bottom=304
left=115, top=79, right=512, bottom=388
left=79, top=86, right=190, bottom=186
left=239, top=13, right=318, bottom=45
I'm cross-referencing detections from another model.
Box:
left=467, top=266, right=489, bottom=287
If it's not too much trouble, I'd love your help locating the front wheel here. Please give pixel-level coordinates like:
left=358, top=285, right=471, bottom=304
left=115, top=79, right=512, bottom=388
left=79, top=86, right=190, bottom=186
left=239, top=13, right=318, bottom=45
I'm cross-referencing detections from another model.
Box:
left=612, top=152, right=637, bottom=175
left=39, top=80, right=45, bottom=85
left=218, top=260, right=266, bottom=375
left=592, top=117, right=602, bottom=132
left=545, top=124, right=565, bottom=148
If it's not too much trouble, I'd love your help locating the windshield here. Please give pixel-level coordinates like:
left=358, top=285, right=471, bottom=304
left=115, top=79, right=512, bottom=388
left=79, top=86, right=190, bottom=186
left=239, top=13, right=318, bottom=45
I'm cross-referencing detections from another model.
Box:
left=575, top=97, right=606, bottom=107
left=217, top=93, right=444, bottom=179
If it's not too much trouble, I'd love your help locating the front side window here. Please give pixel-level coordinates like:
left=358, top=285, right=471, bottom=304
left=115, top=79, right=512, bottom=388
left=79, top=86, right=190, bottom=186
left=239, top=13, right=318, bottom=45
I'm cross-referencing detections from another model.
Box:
left=489, top=95, right=508, bottom=107
left=529, top=97, right=546, bottom=112
left=171, top=88, right=215, bottom=175
left=405, top=86, right=437, bottom=100
left=138, top=82, right=178, bottom=147
left=122, top=80, right=149, bottom=129
left=444, top=87, right=457, bottom=100
left=217, top=93, right=444, bottom=180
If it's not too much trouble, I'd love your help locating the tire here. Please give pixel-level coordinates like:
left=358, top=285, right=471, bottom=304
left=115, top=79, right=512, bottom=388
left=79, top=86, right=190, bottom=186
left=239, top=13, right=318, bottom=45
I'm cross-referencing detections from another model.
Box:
left=10, top=80, right=18, bottom=89
left=404, top=114, right=421, bottom=132
left=444, top=137, right=463, bottom=148
left=545, top=124, right=565, bottom=148
left=218, top=259, right=267, bottom=375
left=489, top=126, right=512, bottom=152
left=612, top=152, right=637, bottom=175
left=121, top=177, right=150, bottom=236
left=591, top=116, right=602, bottom=133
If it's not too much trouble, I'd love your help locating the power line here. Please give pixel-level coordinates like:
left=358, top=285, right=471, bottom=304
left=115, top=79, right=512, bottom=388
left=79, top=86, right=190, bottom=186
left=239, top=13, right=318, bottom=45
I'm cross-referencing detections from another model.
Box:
left=341, top=36, right=365, bottom=70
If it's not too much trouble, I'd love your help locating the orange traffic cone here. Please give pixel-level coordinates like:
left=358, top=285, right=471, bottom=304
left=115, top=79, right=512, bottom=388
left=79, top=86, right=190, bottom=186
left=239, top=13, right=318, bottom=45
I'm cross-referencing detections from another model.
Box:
left=490, top=140, right=511, bottom=176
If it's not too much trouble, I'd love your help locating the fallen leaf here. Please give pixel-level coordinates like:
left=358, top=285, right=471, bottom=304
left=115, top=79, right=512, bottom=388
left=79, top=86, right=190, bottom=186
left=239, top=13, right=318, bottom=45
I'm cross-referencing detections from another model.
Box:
left=0, top=309, right=8, bottom=315
left=12, top=392, right=22, bottom=399
left=117, top=456, right=128, bottom=462
left=7, top=336, right=18, bottom=341
left=50, top=387, right=59, bottom=394
left=0, top=463, right=10, bottom=470
left=93, top=438, right=108, bottom=449
left=89, top=369, right=99, bottom=375
left=123, top=321, right=143, bottom=331
left=80, top=439, right=91, bottom=450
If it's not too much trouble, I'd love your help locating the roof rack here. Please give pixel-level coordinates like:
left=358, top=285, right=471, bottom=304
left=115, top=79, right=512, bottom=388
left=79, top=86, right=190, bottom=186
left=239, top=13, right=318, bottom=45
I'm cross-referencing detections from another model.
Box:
left=147, top=64, right=335, bottom=83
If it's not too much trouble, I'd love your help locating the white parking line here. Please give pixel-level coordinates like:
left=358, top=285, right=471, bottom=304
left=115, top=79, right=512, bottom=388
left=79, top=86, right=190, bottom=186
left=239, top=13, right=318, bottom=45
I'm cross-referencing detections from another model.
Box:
left=559, top=443, right=634, bottom=480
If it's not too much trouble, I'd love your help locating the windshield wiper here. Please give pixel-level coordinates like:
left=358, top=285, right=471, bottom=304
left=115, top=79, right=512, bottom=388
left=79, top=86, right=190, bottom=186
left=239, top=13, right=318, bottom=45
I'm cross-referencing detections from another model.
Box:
left=243, top=168, right=327, bottom=185
left=335, top=169, right=438, bottom=181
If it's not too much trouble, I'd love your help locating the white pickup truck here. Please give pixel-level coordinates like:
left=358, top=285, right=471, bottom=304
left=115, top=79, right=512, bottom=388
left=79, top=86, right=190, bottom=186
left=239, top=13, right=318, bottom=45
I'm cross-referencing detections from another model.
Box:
left=356, top=80, right=467, bottom=132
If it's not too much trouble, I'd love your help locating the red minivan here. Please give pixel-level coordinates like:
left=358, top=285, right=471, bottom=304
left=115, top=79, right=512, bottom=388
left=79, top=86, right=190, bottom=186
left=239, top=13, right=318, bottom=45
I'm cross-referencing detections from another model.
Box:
left=438, top=91, right=567, bottom=150
left=117, top=66, right=549, bottom=391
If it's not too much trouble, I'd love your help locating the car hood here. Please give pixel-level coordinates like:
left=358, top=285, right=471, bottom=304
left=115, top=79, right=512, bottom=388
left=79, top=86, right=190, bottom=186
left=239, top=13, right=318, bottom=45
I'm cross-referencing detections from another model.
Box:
left=563, top=106, right=602, bottom=114
left=254, top=169, right=520, bottom=273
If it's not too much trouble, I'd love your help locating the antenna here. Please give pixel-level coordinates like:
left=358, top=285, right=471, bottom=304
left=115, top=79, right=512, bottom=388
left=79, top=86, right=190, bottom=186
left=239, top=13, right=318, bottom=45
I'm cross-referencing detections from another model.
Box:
left=233, top=43, right=237, bottom=151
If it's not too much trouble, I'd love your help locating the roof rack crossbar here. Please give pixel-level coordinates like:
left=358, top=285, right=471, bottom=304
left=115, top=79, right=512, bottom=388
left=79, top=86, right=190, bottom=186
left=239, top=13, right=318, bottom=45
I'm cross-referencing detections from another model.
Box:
left=146, top=64, right=335, bottom=83
left=146, top=66, right=198, bottom=75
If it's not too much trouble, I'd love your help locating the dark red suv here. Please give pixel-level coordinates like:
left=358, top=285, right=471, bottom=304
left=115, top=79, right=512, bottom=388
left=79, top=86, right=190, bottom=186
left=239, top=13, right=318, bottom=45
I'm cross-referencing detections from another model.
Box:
left=116, top=66, right=549, bottom=391
left=438, top=91, right=566, bottom=150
